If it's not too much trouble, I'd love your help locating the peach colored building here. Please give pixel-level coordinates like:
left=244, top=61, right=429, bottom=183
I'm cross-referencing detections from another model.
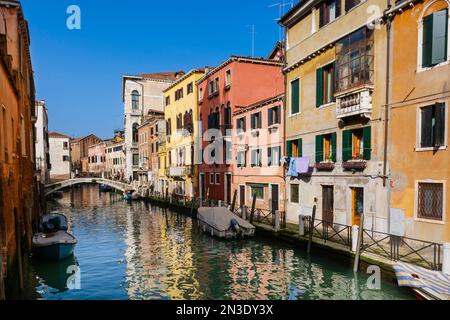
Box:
left=196, top=56, right=284, bottom=203
left=88, top=141, right=106, bottom=176
left=232, top=95, right=285, bottom=212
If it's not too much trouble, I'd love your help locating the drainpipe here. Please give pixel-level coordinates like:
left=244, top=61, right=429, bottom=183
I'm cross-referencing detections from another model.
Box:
left=282, top=28, right=288, bottom=221
left=383, top=1, right=392, bottom=233
left=383, top=3, right=392, bottom=188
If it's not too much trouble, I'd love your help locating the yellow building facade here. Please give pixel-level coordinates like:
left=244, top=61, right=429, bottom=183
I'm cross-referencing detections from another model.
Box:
left=281, top=0, right=390, bottom=230
left=160, top=69, right=205, bottom=199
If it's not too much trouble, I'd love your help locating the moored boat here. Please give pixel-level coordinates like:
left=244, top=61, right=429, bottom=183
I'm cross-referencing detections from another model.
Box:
left=33, top=213, right=77, bottom=261
left=393, top=262, right=450, bottom=301
left=197, top=207, right=255, bottom=239
left=33, top=231, right=77, bottom=261
left=99, top=184, right=113, bottom=192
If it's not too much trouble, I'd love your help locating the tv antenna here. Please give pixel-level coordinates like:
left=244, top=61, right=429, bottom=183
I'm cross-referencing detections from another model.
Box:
left=269, top=1, right=294, bottom=41
left=246, top=24, right=256, bottom=57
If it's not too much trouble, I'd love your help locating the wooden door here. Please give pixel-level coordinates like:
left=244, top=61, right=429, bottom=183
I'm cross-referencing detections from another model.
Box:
left=271, top=185, right=279, bottom=213
left=322, top=186, right=334, bottom=225
left=352, top=187, right=364, bottom=226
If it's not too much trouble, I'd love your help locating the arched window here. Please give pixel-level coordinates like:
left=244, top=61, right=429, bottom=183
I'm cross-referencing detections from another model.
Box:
left=132, top=123, right=139, bottom=144
left=418, top=0, right=450, bottom=70
left=131, top=90, right=140, bottom=110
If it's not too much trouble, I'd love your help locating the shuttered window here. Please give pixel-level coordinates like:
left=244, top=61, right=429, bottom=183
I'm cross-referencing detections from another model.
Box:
left=236, top=117, right=246, bottom=132
left=268, top=146, right=281, bottom=167
left=418, top=183, right=443, bottom=221
left=316, top=63, right=336, bottom=107
left=319, top=0, right=341, bottom=28
left=251, top=149, right=262, bottom=167
left=268, top=105, right=281, bottom=126
left=291, top=79, right=300, bottom=115
left=316, top=133, right=337, bottom=163
left=422, top=9, right=448, bottom=68
left=251, top=112, right=262, bottom=129
left=342, top=127, right=371, bottom=161
left=287, top=139, right=302, bottom=158
left=237, top=151, right=246, bottom=168
left=420, top=103, right=446, bottom=148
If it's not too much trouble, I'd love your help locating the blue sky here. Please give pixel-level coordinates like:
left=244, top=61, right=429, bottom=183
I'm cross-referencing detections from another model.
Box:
left=21, top=0, right=291, bottom=139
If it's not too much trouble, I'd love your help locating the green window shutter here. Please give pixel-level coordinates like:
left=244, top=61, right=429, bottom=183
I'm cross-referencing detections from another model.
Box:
left=287, top=141, right=292, bottom=158
left=423, top=13, right=434, bottom=68
left=342, top=130, right=352, bottom=162
left=315, top=135, right=324, bottom=163
left=316, top=68, right=324, bottom=107
left=363, top=127, right=372, bottom=161
left=291, top=79, right=300, bottom=114
left=298, top=139, right=303, bottom=157
left=331, top=132, right=337, bottom=163
left=432, top=9, right=448, bottom=65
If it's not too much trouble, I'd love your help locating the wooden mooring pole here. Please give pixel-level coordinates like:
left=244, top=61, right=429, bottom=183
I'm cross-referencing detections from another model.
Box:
left=0, top=246, right=5, bottom=300
left=250, top=194, right=257, bottom=224
left=307, top=205, right=317, bottom=255
left=353, top=214, right=365, bottom=272
left=231, top=190, right=237, bottom=212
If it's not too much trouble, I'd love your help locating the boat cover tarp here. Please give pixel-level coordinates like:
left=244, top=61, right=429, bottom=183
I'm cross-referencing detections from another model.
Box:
left=33, top=231, right=77, bottom=247
left=393, top=262, right=450, bottom=297
left=197, top=207, right=255, bottom=232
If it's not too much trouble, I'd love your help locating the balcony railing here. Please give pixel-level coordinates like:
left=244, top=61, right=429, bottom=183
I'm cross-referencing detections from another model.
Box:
left=336, top=87, right=373, bottom=120
left=167, top=165, right=194, bottom=177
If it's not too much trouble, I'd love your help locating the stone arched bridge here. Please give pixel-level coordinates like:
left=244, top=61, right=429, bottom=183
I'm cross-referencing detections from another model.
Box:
left=44, top=178, right=133, bottom=197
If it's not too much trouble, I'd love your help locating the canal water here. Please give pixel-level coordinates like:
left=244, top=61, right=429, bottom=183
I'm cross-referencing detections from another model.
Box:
left=24, top=185, right=412, bottom=300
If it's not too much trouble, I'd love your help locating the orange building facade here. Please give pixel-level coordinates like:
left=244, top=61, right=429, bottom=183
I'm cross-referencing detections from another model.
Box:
left=389, top=0, right=450, bottom=243
left=0, top=1, right=39, bottom=294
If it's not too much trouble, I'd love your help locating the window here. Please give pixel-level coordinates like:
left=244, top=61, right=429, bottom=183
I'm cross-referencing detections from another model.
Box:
left=287, top=139, right=302, bottom=157
left=175, top=88, right=184, bottom=101
left=422, top=9, right=448, bottom=68
left=208, top=111, right=220, bottom=129
left=250, top=185, right=264, bottom=200
left=417, top=182, right=444, bottom=221
left=208, top=78, right=219, bottom=96
left=208, top=81, right=215, bottom=96
left=215, top=173, right=221, bottom=185
left=236, top=117, right=246, bottom=133
left=225, top=69, right=232, bottom=86
left=268, top=105, right=281, bottom=126
left=198, top=87, right=203, bottom=101
left=268, top=146, right=281, bottom=166
left=209, top=173, right=214, bottom=184
left=224, top=106, right=232, bottom=129
left=237, top=150, right=247, bottom=168
left=251, top=112, right=262, bottom=130
left=342, top=127, right=371, bottom=161
left=291, top=184, right=299, bottom=203
left=319, top=0, right=341, bottom=28
left=251, top=149, right=262, bottom=167
left=345, top=0, right=361, bottom=12
left=336, top=28, right=374, bottom=93
left=316, top=133, right=337, bottom=163
left=187, top=82, right=194, bottom=94
left=290, top=79, right=300, bottom=115
left=316, top=63, right=336, bottom=107
left=63, top=155, right=70, bottom=162
left=165, top=96, right=170, bottom=106
left=420, top=103, right=446, bottom=148
left=131, top=90, right=140, bottom=110
left=133, top=154, right=139, bottom=166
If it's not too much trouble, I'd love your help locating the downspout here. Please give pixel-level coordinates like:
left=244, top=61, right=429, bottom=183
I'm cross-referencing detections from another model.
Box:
left=383, top=2, right=392, bottom=188
left=282, top=27, right=288, bottom=221
left=383, top=1, right=392, bottom=233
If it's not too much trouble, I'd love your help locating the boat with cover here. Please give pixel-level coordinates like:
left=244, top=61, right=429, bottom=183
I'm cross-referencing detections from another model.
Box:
left=197, top=207, right=255, bottom=239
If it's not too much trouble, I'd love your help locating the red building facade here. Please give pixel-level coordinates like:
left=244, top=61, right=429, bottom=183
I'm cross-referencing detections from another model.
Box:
left=196, top=56, right=284, bottom=203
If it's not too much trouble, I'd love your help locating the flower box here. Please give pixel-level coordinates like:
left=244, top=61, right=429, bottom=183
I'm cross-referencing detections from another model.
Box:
left=315, top=162, right=335, bottom=171
left=342, top=160, right=367, bottom=171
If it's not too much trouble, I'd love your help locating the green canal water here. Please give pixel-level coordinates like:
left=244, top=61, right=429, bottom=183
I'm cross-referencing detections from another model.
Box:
left=24, top=185, right=413, bottom=300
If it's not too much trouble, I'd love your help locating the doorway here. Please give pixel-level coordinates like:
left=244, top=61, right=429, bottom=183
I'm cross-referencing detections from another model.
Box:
left=322, top=185, right=334, bottom=225
left=271, top=184, right=279, bottom=213
left=351, top=187, right=364, bottom=226
left=239, top=185, right=246, bottom=207
left=225, top=174, right=232, bottom=204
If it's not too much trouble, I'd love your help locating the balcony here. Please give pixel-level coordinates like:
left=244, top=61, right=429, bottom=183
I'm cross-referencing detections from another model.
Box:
left=336, top=87, right=373, bottom=120
left=167, top=166, right=194, bottom=178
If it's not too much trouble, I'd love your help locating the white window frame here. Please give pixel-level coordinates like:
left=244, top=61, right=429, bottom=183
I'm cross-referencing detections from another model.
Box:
left=317, top=59, right=337, bottom=109
left=290, top=183, right=300, bottom=204
left=416, top=1, right=450, bottom=73
left=415, top=101, right=448, bottom=152
left=289, top=77, right=301, bottom=117
left=414, top=180, right=446, bottom=225
left=225, top=69, right=232, bottom=86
